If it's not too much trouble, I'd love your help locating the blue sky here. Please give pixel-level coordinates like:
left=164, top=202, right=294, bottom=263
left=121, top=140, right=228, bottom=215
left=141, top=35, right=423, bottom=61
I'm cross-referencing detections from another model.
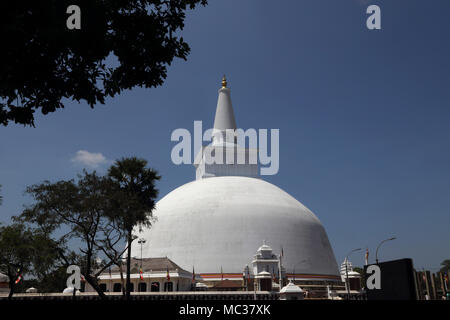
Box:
left=1, top=0, right=450, bottom=271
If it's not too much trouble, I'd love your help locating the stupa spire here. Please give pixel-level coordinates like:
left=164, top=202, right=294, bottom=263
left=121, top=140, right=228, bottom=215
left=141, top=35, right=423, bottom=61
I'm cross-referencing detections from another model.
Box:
left=213, top=75, right=236, bottom=133
left=194, top=76, right=258, bottom=180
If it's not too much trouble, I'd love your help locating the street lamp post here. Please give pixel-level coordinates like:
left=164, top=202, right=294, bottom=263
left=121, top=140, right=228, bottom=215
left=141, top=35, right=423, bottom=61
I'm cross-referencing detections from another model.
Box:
left=345, top=248, right=361, bottom=300
left=137, top=238, right=146, bottom=292
left=375, top=237, right=396, bottom=264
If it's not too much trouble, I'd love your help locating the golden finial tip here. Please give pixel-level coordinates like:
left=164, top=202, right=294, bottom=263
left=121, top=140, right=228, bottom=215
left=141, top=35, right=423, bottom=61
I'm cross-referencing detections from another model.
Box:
left=221, top=75, right=227, bottom=88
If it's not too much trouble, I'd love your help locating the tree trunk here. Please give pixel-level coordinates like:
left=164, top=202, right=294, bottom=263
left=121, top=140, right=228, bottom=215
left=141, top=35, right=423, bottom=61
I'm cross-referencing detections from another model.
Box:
left=7, top=279, right=15, bottom=300
left=72, top=283, right=76, bottom=301
left=126, top=232, right=132, bottom=300
left=85, top=274, right=107, bottom=300
left=119, top=262, right=126, bottom=296
left=7, top=267, right=18, bottom=300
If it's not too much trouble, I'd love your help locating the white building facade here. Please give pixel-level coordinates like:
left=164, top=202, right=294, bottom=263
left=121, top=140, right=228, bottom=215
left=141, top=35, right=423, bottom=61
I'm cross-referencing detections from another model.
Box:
left=86, top=257, right=193, bottom=293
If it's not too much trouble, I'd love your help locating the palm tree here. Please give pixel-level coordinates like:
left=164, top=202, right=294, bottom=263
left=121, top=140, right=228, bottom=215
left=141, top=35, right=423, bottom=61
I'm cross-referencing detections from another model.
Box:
left=107, top=157, right=160, bottom=300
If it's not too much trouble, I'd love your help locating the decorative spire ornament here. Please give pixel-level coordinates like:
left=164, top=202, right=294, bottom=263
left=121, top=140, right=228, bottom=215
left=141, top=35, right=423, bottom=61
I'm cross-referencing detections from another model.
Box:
left=221, top=75, right=227, bottom=88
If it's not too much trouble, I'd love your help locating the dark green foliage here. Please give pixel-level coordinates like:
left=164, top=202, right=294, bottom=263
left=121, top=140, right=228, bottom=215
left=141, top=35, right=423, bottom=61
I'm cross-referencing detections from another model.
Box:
left=20, top=266, right=68, bottom=294
left=17, top=159, right=160, bottom=299
left=440, top=260, right=450, bottom=273
left=0, top=223, right=57, bottom=299
left=19, top=171, right=120, bottom=299
left=107, top=157, right=160, bottom=232
left=0, top=0, right=207, bottom=126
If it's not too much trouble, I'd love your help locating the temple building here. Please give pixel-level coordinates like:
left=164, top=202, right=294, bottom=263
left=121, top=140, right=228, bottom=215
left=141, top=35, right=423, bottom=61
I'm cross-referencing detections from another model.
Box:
left=126, top=76, right=341, bottom=296
left=88, top=257, right=193, bottom=293
left=340, top=258, right=362, bottom=292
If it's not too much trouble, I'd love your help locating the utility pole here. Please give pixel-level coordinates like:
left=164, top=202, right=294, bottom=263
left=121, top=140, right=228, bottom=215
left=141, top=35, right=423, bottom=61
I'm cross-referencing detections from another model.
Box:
left=345, top=248, right=361, bottom=300
left=375, top=237, right=396, bottom=264
left=138, top=238, right=146, bottom=292
left=278, top=254, right=282, bottom=289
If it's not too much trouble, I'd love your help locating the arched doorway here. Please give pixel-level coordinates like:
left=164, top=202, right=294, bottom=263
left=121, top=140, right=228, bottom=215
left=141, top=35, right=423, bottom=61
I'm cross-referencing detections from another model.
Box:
left=164, top=282, right=173, bottom=292
left=138, top=282, right=147, bottom=292
left=113, top=283, right=122, bottom=292
left=151, top=282, right=160, bottom=292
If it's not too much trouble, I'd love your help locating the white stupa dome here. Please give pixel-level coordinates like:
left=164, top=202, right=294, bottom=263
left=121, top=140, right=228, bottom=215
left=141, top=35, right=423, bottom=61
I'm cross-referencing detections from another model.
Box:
left=280, top=281, right=304, bottom=294
left=347, top=271, right=360, bottom=277
left=131, top=77, right=340, bottom=281
left=133, top=176, right=339, bottom=278
left=257, top=242, right=273, bottom=252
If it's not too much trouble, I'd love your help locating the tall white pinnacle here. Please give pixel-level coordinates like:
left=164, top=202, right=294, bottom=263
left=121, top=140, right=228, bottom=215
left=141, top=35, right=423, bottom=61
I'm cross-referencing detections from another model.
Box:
left=212, top=76, right=236, bottom=146
left=213, top=75, right=236, bottom=130
left=194, top=76, right=258, bottom=180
